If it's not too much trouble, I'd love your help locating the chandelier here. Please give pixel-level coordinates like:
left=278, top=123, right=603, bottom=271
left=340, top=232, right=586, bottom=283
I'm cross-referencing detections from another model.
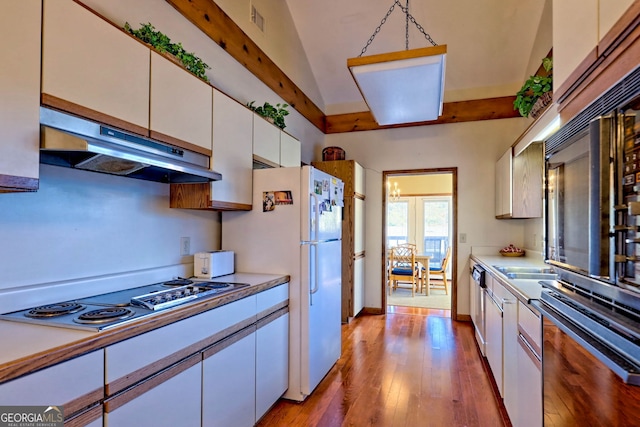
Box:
left=388, top=181, right=401, bottom=202
left=347, top=0, right=447, bottom=126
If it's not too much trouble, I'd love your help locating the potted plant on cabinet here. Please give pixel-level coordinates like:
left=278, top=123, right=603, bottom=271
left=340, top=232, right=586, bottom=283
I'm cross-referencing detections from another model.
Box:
left=124, top=22, right=211, bottom=82
left=247, top=101, right=290, bottom=129
left=513, top=57, right=553, bottom=118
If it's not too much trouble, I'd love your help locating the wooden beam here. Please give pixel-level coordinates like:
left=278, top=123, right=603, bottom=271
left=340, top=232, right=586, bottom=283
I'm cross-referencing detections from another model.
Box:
left=165, top=0, right=326, bottom=132
left=325, top=96, right=521, bottom=133
left=166, top=0, right=526, bottom=135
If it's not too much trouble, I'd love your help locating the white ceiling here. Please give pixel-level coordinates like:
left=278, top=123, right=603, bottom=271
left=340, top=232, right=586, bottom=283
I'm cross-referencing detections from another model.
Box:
left=284, top=0, right=548, bottom=114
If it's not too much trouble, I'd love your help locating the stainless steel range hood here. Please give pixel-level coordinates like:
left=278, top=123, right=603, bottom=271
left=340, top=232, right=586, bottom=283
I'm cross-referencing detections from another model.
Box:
left=39, top=107, right=222, bottom=183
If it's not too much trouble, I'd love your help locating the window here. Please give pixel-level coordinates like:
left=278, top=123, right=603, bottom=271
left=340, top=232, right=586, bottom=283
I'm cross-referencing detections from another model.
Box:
left=387, top=200, right=408, bottom=248
left=422, top=197, right=451, bottom=267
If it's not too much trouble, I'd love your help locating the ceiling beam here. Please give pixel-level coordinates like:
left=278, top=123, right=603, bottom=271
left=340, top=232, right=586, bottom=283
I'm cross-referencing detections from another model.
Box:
left=166, top=0, right=522, bottom=135
left=165, top=0, right=326, bottom=132
left=325, top=96, right=521, bottom=133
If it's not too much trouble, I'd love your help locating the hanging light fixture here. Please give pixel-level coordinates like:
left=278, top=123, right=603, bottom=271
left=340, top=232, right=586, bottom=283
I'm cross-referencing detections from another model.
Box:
left=387, top=181, right=401, bottom=202
left=347, top=0, right=447, bottom=126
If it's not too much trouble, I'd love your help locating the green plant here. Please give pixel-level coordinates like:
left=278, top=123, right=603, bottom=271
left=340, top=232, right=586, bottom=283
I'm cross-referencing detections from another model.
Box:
left=513, top=57, right=553, bottom=117
left=124, top=22, right=210, bottom=82
left=247, top=101, right=290, bottom=129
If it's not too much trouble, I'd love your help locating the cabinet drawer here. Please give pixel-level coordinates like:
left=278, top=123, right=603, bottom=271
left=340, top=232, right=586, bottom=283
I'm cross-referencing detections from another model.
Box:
left=106, top=296, right=256, bottom=393
left=257, top=283, right=289, bottom=315
left=0, top=350, right=103, bottom=416
left=518, top=301, right=541, bottom=353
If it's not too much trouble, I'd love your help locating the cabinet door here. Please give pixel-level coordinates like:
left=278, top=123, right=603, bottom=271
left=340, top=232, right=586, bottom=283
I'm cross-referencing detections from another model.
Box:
left=280, top=132, right=301, bottom=167
left=354, top=162, right=365, bottom=196
left=495, top=149, right=512, bottom=218
left=469, top=261, right=477, bottom=324
left=253, top=116, right=281, bottom=167
left=599, top=0, right=635, bottom=42
left=354, top=198, right=366, bottom=253
left=0, top=0, right=40, bottom=190
left=512, top=143, right=543, bottom=218
left=202, top=327, right=256, bottom=427
left=256, top=311, right=289, bottom=421
left=150, top=51, right=212, bottom=152
left=105, top=357, right=201, bottom=427
left=0, top=350, right=103, bottom=417
left=516, top=336, right=542, bottom=427
left=353, top=256, right=365, bottom=317
left=210, top=89, right=253, bottom=205
left=502, top=290, right=519, bottom=421
left=41, top=0, right=150, bottom=134
left=552, top=0, right=598, bottom=92
left=485, top=282, right=503, bottom=396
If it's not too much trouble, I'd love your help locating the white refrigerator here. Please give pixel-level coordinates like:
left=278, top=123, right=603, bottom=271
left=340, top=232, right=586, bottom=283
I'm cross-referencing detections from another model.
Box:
left=222, top=166, right=343, bottom=401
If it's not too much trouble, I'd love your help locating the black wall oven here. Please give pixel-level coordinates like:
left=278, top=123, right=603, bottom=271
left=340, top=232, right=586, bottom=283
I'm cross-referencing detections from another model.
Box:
left=540, top=66, right=640, bottom=425
left=533, top=273, right=640, bottom=426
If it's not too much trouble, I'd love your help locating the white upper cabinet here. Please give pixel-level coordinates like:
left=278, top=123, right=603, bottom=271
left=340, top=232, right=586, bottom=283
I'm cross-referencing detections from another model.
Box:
left=553, top=0, right=634, bottom=93
left=552, top=0, right=598, bottom=92
left=495, top=149, right=512, bottom=218
left=41, top=0, right=150, bottom=135
left=150, top=51, right=212, bottom=153
left=253, top=115, right=281, bottom=167
left=252, top=114, right=301, bottom=168
left=279, top=132, right=301, bottom=167
left=599, top=0, right=635, bottom=42
left=210, top=89, right=253, bottom=206
left=496, top=143, right=543, bottom=219
left=0, top=0, right=41, bottom=191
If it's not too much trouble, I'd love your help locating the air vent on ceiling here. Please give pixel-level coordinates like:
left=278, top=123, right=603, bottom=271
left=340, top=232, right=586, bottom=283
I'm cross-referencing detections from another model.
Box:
left=251, top=4, right=265, bottom=33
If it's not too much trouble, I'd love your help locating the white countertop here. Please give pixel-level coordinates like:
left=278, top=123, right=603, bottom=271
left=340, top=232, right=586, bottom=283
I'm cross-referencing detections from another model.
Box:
left=0, top=272, right=286, bottom=381
left=471, top=254, right=552, bottom=303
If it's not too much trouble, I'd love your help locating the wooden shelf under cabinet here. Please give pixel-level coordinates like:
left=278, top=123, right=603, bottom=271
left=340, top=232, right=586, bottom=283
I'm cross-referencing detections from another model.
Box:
left=170, top=183, right=252, bottom=211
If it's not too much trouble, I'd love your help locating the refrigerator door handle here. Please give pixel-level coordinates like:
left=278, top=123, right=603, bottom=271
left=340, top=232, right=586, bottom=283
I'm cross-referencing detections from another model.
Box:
left=310, top=241, right=320, bottom=305
left=309, top=193, right=321, bottom=305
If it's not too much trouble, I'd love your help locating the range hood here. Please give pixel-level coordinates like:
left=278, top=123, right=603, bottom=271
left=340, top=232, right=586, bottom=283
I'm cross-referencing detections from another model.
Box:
left=39, top=107, right=222, bottom=183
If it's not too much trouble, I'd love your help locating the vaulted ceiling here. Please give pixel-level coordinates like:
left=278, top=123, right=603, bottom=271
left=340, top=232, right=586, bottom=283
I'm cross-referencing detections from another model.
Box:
left=168, top=0, right=550, bottom=132
left=285, top=0, right=547, bottom=111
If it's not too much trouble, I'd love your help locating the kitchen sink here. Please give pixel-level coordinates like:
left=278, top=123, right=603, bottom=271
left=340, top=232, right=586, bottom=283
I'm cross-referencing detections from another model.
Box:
left=504, top=272, right=558, bottom=280
left=493, top=266, right=557, bottom=280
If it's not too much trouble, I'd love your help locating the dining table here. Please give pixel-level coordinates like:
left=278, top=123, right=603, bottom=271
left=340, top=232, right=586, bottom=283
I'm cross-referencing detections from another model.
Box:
left=414, top=254, right=432, bottom=296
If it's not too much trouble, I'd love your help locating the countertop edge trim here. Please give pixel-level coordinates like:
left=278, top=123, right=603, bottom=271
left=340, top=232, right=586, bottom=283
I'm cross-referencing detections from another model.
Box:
left=0, top=275, right=290, bottom=384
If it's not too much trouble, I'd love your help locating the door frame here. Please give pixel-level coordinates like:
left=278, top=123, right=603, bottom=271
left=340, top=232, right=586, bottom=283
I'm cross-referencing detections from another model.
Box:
left=381, top=167, right=459, bottom=320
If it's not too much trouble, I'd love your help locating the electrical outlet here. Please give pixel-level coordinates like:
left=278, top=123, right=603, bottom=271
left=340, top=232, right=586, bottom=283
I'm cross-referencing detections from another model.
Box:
left=180, top=237, right=191, bottom=256
left=459, top=233, right=467, bottom=243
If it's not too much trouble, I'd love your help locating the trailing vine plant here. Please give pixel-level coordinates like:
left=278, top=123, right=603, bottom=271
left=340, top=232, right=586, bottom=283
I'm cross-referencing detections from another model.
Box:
left=247, top=101, right=290, bottom=129
left=124, top=22, right=210, bottom=82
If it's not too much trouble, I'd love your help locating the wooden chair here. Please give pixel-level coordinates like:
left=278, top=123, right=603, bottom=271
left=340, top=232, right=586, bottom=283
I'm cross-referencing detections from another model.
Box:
left=422, top=246, right=451, bottom=295
left=388, top=244, right=420, bottom=297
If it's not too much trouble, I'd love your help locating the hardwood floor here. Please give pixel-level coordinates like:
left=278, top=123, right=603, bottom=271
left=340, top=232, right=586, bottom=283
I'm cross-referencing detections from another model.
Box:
left=258, top=307, right=506, bottom=427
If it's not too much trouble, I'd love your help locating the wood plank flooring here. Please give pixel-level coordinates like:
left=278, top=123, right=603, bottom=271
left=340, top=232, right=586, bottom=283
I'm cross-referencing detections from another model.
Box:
left=258, top=307, right=506, bottom=427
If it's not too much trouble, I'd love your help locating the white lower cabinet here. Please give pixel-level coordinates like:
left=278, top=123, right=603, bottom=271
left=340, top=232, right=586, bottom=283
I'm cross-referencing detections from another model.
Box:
left=105, top=357, right=201, bottom=427
left=0, top=350, right=103, bottom=425
left=502, top=288, right=519, bottom=421
left=256, top=310, right=289, bottom=421
left=485, top=275, right=504, bottom=396
left=203, top=326, right=257, bottom=427
left=516, top=302, right=543, bottom=427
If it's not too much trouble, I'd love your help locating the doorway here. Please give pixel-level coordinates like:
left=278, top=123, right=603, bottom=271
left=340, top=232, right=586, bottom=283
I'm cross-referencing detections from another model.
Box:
left=382, top=168, right=457, bottom=317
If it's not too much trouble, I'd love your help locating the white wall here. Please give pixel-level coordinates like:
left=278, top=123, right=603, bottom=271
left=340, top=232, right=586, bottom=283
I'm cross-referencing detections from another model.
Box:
left=326, top=117, right=535, bottom=315
left=0, top=165, right=218, bottom=311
